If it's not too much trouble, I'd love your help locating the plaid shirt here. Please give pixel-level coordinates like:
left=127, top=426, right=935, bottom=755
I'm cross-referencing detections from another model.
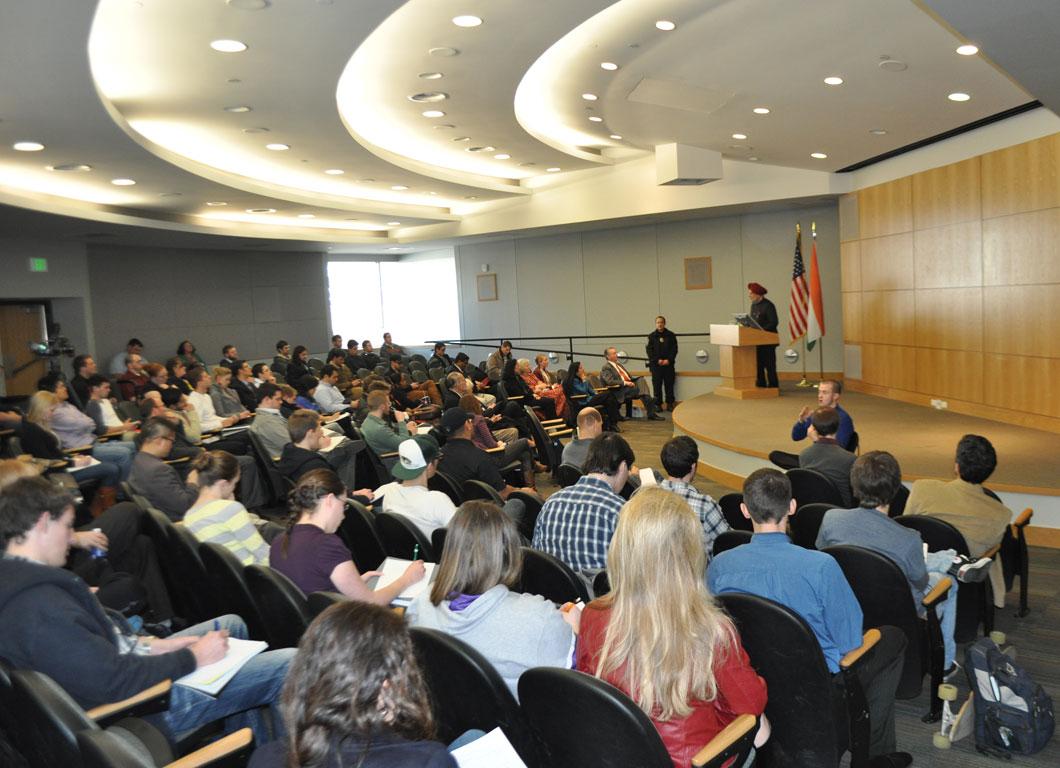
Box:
left=533, top=476, right=624, bottom=573
left=658, top=478, right=729, bottom=555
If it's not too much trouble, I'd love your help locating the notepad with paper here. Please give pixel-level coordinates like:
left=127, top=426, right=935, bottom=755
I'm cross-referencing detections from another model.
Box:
left=369, top=557, right=436, bottom=607
left=451, top=727, right=528, bottom=768
left=175, top=638, right=268, bottom=696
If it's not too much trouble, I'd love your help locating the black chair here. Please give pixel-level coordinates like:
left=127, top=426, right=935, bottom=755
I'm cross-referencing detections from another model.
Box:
left=428, top=470, right=464, bottom=505
left=77, top=727, right=253, bottom=768
left=430, top=527, right=448, bottom=556
left=116, top=401, right=141, bottom=423
left=247, top=431, right=288, bottom=506
left=523, top=405, right=571, bottom=474
left=711, top=530, right=752, bottom=558
left=517, top=546, right=590, bottom=604
left=887, top=484, right=909, bottom=517
left=1009, top=508, right=1033, bottom=617
left=848, top=430, right=860, bottom=455
left=336, top=499, right=387, bottom=573
left=507, top=489, right=543, bottom=542
left=374, top=511, right=435, bottom=562
left=822, top=545, right=950, bottom=722
left=244, top=565, right=312, bottom=649
left=789, top=502, right=837, bottom=549
left=197, top=542, right=268, bottom=641
left=718, top=493, right=753, bottom=532
left=519, top=668, right=758, bottom=768
left=306, top=591, right=344, bottom=620
left=463, top=479, right=505, bottom=505
left=592, top=569, right=611, bottom=597
left=895, top=515, right=994, bottom=642
left=787, top=468, right=845, bottom=507
left=410, top=628, right=540, bottom=765
left=718, top=592, right=877, bottom=768
left=555, top=462, right=583, bottom=488
left=141, top=512, right=214, bottom=623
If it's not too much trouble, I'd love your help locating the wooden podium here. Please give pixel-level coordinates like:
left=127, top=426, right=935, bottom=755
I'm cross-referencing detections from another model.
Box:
left=709, top=324, right=780, bottom=399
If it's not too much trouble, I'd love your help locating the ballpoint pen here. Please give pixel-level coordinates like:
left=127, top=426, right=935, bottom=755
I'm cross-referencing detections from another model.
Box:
left=412, top=544, right=420, bottom=560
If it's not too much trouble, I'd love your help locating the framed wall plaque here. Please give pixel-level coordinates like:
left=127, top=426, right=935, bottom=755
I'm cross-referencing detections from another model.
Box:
left=684, top=256, right=712, bottom=290
left=476, top=272, right=498, bottom=301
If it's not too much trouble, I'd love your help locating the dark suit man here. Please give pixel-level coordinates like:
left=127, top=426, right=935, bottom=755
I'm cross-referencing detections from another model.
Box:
left=647, top=315, right=678, bottom=411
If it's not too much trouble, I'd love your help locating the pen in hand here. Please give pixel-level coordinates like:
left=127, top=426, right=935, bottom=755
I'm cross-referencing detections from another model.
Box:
left=412, top=544, right=420, bottom=561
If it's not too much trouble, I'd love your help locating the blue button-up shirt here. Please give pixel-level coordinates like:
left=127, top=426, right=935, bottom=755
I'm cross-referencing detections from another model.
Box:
left=707, top=531, right=862, bottom=672
left=792, top=403, right=854, bottom=449
left=532, top=475, right=624, bottom=573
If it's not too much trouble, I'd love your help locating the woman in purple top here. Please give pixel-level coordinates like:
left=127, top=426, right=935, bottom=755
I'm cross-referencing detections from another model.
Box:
left=458, top=394, right=537, bottom=488
left=269, top=469, right=424, bottom=604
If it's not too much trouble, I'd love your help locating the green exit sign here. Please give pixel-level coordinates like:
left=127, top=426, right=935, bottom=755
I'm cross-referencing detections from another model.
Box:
left=29, top=257, right=48, bottom=272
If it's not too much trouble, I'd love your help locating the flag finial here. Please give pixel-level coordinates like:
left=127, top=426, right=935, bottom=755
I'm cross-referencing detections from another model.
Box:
left=811, top=221, right=817, bottom=237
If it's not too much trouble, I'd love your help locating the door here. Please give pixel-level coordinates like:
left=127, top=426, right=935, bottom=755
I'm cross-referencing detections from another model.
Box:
left=0, top=303, right=48, bottom=397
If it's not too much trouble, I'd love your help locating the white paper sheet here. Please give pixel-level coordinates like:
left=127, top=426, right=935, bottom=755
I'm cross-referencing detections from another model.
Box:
left=175, top=638, right=268, bottom=696
left=372, top=557, right=436, bottom=606
left=451, top=727, right=528, bottom=768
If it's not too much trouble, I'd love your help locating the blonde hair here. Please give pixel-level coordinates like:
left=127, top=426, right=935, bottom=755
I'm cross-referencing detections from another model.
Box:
left=594, top=487, right=735, bottom=720
left=0, top=459, right=43, bottom=491
left=212, top=366, right=232, bottom=382
left=26, top=391, right=59, bottom=427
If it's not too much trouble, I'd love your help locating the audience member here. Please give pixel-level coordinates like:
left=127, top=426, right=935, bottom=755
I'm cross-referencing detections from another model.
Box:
left=128, top=417, right=199, bottom=521
left=428, top=342, right=451, bottom=370
left=374, top=435, right=456, bottom=538
left=313, top=364, right=350, bottom=414
left=517, top=357, right=567, bottom=421
left=532, top=353, right=556, bottom=385
left=108, top=338, right=144, bottom=375
left=219, top=344, right=239, bottom=369
left=533, top=432, right=633, bottom=574
left=379, top=332, right=406, bottom=359
left=792, top=379, right=855, bottom=450
left=278, top=384, right=299, bottom=418
left=502, top=359, right=557, bottom=420
left=293, top=374, right=323, bottom=412
left=84, top=374, right=138, bottom=438
left=362, top=391, right=414, bottom=455
left=248, top=383, right=289, bottom=456
left=486, top=339, right=512, bottom=381
left=563, top=360, right=622, bottom=429
left=141, top=362, right=171, bottom=398
left=326, top=348, right=359, bottom=399
left=115, top=352, right=149, bottom=400
left=176, top=339, right=205, bottom=368
left=231, top=360, right=260, bottom=411
left=187, top=366, right=245, bottom=433
left=184, top=451, right=271, bottom=565
left=449, top=352, right=493, bottom=397
left=140, top=391, right=204, bottom=462
left=270, top=469, right=424, bottom=603
left=646, top=315, right=679, bottom=412
left=578, top=487, right=769, bottom=766
left=561, top=407, right=603, bottom=470
left=599, top=346, right=663, bottom=421
left=437, top=408, right=535, bottom=511
left=708, top=468, right=909, bottom=763
left=798, top=406, right=856, bottom=506
left=248, top=601, right=454, bottom=768
left=408, top=501, right=576, bottom=698
left=286, top=346, right=312, bottom=383
left=210, top=365, right=250, bottom=419
left=459, top=394, right=538, bottom=487
left=251, top=363, right=276, bottom=388
left=165, top=356, right=193, bottom=393
left=69, top=353, right=97, bottom=408
left=656, top=436, right=729, bottom=555
left=272, top=340, right=291, bottom=373
left=329, top=334, right=345, bottom=356
left=360, top=340, right=381, bottom=371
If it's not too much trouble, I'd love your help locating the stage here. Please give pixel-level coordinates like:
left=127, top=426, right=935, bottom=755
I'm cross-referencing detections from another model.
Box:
left=671, top=381, right=1060, bottom=543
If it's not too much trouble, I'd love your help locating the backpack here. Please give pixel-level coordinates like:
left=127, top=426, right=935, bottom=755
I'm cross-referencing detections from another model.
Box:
left=965, top=637, right=1054, bottom=756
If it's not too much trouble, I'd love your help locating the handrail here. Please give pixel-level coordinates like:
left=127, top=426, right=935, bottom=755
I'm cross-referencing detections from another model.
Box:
left=426, top=331, right=712, bottom=364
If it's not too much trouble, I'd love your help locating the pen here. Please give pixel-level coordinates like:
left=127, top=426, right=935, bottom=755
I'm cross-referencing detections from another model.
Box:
left=412, top=544, right=420, bottom=560
left=214, top=620, right=220, bottom=632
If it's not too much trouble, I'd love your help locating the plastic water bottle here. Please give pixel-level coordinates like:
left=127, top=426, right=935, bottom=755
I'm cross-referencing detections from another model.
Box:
left=89, top=527, right=106, bottom=560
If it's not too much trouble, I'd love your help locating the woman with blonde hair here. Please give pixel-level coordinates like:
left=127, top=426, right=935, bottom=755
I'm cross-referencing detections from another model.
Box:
left=407, top=500, right=576, bottom=698
left=576, top=487, right=769, bottom=767
left=210, top=365, right=245, bottom=417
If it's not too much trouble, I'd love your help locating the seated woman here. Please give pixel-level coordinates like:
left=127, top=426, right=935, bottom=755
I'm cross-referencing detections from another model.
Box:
left=176, top=339, right=205, bottom=369
left=407, top=500, right=576, bottom=698
left=458, top=394, right=539, bottom=489
left=140, top=362, right=171, bottom=398
left=576, top=487, right=770, bottom=768
left=501, top=359, right=556, bottom=420
left=293, top=375, right=323, bottom=412
left=270, top=469, right=424, bottom=604
left=564, top=360, right=622, bottom=430
left=516, top=358, right=568, bottom=421
left=286, top=345, right=312, bottom=384
left=210, top=365, right=246, bottom=418
left=183, top=450, right=271, bottom=565
left=249, top=601, right=455, bottom=768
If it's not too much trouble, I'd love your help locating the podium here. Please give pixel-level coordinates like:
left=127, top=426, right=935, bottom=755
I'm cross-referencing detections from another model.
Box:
left=709, top=324, right=780, bottom=399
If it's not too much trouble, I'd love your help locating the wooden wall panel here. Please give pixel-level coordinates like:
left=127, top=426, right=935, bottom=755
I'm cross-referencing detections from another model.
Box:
left=840, top=241, right=861, bottom=292
left=842, top=292, right=862, bottom=343
left=983, top=353, right=1060, bottom=418
left=912, top=157, right=981, bottom=230
left=861, top=290, right=915, bottom=346
left=981, top=134, right=1060, bottom=219
left=858, top=177, right=913, bottom=238
left=982, top=207, right=1060, bottom=286
left=914, top=287, right=982, bottom=351
left=860, top=233, right=913, bottom=290
left=915, top=348, right=983, bottom=402
left=861, top=343, right=917, bottom=391
left=839, top=193, right=860, bottom=242
left=913, top=221, right=982, bottom=288
left=982, top=284, right=1060, bottom=358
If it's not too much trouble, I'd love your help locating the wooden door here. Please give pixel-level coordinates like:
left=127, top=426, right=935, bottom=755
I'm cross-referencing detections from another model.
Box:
left=0, top=303, right=48, bottom=397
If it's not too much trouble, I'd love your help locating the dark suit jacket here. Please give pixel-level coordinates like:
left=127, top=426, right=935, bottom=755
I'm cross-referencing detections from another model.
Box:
left=798, top=439, right=856, bottom=507
left=128, top=452, right=198, bottom=521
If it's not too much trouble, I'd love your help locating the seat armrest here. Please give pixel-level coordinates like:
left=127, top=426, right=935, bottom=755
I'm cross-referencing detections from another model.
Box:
left=1012, top=507, right=1032, bottom=531
left=839, top=628, right=880, bottom=671
left=692, top=713, right=758, bottom=768
left=380, top=451, right=398, bottom=459
left=982, top=542, right=1002, bottom=560
left=546, top=428, right=574, bottom=438
left=485, top=446, right=505, bottom=454
left=922, top=576, right=951, bottom=609
left=539, top=418, right=564, bottom=426
left=67, top=444, right=94, bottom=455
left=87, top=680, right=172, bottom=725
left=569, top=394, right=588, bottom=401
left=507, top=395, right=525, bottom=401
left=165, top=727, right=253, bottom=768
left=164, top=456, right=191, bottom=465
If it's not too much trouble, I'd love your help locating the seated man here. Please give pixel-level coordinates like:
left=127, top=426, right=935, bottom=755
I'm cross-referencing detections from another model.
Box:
left=116, top=352, right=149, bottom=401
left=108, top=338, right=144, bottom=376
left=248, top=384, right=290, bottom=457
left=445, top=372, right=504, bottom=428
left=0, top=476, right=293, bottom=745
left=449, top=352, right=495, bottom=399
left=275, top=409, right=362, bottom=490
left=313, top=364, right=351, bottom=414
left=486, top=340, right=512, bottom=382
left=374, top=435, right=456, bottom=538
left=186, top=367, right=252, bottom=457
left=906, top=434, right=1012, bottom=604
left=69, top=354, right=97, bottom=410
left=84, top=374, right=138, bottom=439
left=533, top=432, right=633, bottom=574
left=230, top=360, right=260, bottom=412
left=436, top=407, right=535, bottom=508
left=598, top=346, right=663, bottom=421
left=657, top=435, right=729, bottom=556
left=128, top=417, right=201, bottom=521
left=797, top=406, right=856, bottom=506
left=250, top=363, right=276, bottom=389
left=359, top=340, right=380, bottom=371
left=325, top=349, right=360, bottom=401
left=771, top=379, right=855, bottom=469
left=708, top=468, right=909, bottom=764
left=165, top=357, right=193, bottom=394
left=219, top=344, right=240, bottom=370
left=360, top=391, right=415, bottom=456
left=816, top=451, right=992, bottom=679
left=427, top=342, right=451, bottom=370
left=561, top=406, right=604, bottom=469
left=379, top=332, right=405, bottom=359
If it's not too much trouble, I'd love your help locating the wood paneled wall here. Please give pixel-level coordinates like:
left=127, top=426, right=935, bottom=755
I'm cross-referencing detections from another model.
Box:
left=841, top=134, right=1060, bottom=432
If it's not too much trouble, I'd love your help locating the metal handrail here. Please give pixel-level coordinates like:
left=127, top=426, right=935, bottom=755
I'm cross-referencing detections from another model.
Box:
left=426, top=331, right=711, bottom=364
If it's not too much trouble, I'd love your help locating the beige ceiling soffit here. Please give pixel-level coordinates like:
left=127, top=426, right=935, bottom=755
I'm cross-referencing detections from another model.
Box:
left=627, top=78, right=733, bottom=114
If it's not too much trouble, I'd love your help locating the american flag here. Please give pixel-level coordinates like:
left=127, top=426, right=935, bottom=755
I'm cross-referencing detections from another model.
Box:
left=789, top=223, right=809, bottom=342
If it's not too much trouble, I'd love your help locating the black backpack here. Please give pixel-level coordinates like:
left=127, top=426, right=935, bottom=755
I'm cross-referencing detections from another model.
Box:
left=965, top=637, right=1054, bottom=756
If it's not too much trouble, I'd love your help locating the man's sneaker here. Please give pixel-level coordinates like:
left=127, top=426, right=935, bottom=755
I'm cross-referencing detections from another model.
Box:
left=949, top=555, right=993, bottom=583
left=943, top=661, right=962, bottom=682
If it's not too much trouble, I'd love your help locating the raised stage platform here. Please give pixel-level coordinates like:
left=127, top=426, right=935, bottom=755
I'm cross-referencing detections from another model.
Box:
left=672, top=381, right=1060, bottom=544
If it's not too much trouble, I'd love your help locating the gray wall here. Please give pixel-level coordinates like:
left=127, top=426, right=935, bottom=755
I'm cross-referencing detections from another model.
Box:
left=454, top=203, right=843, bottom=374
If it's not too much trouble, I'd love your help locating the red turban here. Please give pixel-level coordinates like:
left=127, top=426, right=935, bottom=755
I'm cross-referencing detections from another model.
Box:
left=747, top=282, right=767, bottom=295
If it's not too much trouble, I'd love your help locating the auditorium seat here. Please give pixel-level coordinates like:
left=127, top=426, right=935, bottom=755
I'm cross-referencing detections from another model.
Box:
left=555, top=462, right=583, bottom=489
left=77, top=726, right=253, bottom=768
left=712, top=530, right=752, bottom=558
left=506, top=489, right=543, bottom=542
left=787, top=468, right=845, bottom=507
left=427, top=469, right=464, bottom=504
left=516, top=546, right=590, bottom=604
left=244, top=565, right=312, bottom=649
left=374, top=511, right=436, bottom=562
left=789, top=502, right=837, bottom=549
left=718, top=493, right=752, bottom=532
left=197, top=543, right=268, bottom=642
left=463, top=478, right=505, bottom=505
left=336, top=498, right=387, bottom=573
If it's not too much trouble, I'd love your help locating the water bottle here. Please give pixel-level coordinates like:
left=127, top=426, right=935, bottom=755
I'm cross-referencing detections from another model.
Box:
left=89, top=527, right=106, bottom=560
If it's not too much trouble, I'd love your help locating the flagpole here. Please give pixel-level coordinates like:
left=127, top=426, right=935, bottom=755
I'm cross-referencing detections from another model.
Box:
left=797, top=336, right=811, bottom=387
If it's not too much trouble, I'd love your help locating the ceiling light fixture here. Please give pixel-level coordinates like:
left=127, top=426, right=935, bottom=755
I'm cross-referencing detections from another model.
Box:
left=582, top=93, right=598, bottom=101
left=428, top=46, right=459, bottom=57
left=226, top=0, right=270, bottom=9
left=869, top=128, right=888, bottom=135
left=748, top=156, right=759, bottom=161
left=466, top=146, right=494, bottom=152
left=13, top=141, right=44, bottom=151
left=223, top=105, right=252, bottom=112
left=655, top=20, right=676, bottom=31
left=242, top=127, right=269, bottom=133
left=408, top=92, right=448, bottom=102
left=452, top=15, right=482, bottom=27
left=297, top=213, right=315, bottom=219
left=600, top=62, right=618, bottom=71
left=948, top=92, right=971, bottom=101
left=246, top=207, right=276, bottom=213
left=956, top=44, right=979, bottom=56
left=588, top=116, right=603, bottom=122
left=732, top=133, right=747, bottom=140
left=753, top=107, right=770, bottom=115
left=519, top=162, right=536, bottom=167
left=323, top=168, right=344, bottom=175
left=390, top=185, right=408, bottom=191
left=47, top=163, right=92, bottom=172
left=206, top=201, right=228, bottom=206
left=387, top=221, right=401, bottom=226
left=609, top=134, right=622, bottom=140
left=546, top=167, right=561, bottom=172
left=494, top=153, right=510, bottom=160
left=453, top=136, right=471, bottom=142
left=823, top=76, right=844, bottom=86
left=110, top=178, right=136, bottom=185
left=418, top=71, right=444, bottom=79
left=810, top=152, right=828, bottom=159
left=210, top=39, right=248, bottom=53
left=265, top=143, right=289, bottom=150
left=422, top=109, right=446, bottom=118
left=464, top=196, right=478, bottom=200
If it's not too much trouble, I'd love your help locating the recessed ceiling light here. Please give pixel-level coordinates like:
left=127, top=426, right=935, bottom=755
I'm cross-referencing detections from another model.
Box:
left=408, top=92, right=448, bottom=102
left=588, top=116, right=603, bottom=122
left=432, top=124, right=455, bottom=130
left=464, top=196, right=478, bottom=200
left=810, top=152, right=828, bottom=159
left=452, top=15, right=482, bottom=27
left=355, top=178, right=375, bottom=183
left=210, top=39, right=247, bottom=53
left=869, top=128, right=888, bottom=135
left=428, top=47, right=459, bottom=57
left=227, top=78, right=242, bottom=83
left=390, top=185, right=408, bottom=191
left=387, top=247, right=402, bottom=251
left=206, top=201, right=228, bottom=206
left=242, top=127, right=269, bottom=133
left=878, top=58, right=907, bottom=72
left=422, top=109, right=446, bottom=118
left=265, top=143, right=289, bottom=150
left=13, top=141, right=44, bottom=152
left=297, top=213, right=315, bottom=219
left=223, top=105, right=252, bottom=112
left=466, top=146, right=495, bottom=153
left=600, top=62, right=618, bottom=71
left=609, top=134, right=622, bottom=140
left=110, top=178, right=136, bottom=186
left=948, top=92, right=971, bottom=102
left=582, top=93, right=598, bottom=101
left=494, top=153, right=510, bottom=160
left=226, top=0, right=270, bottom=9
left=159, top=192, right=182, bottom=198
left=753, top=107, right=770, bottom=115
left=956, top=44, right=979, bottom=56
left=823, top=76, right=844, bottom=86
left=453, top=136, right=471, bottom=142
left=323, top=168, right=344, bottom=175
left=246, top=207, right=276, bottom=213
left=546, top=167, right=561, bottom=172
left=387, top=221, right=401, bottom=226
left=47, top=163, right=92, bottom=172
left=520, top=162, right=536, bottom=167
left=418, top=71, right=444, bottom=80
left=655, top=20, right=676, bottom=31
left=427, top=191, right=438, bottom=195
left=732, top=133, right=747, bottom=140
left=748, top=156, right=759, bottom=161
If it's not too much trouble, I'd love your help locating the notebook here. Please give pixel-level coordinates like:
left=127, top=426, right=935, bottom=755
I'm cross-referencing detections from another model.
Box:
left=175, top=638, right=268, bottom=696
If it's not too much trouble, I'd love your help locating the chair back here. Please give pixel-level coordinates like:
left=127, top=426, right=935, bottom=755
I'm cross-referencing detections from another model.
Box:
left=410, top=628, right=539, bottom=764
left=198, top=542, right=268, bottom=640
left=307, top=358, right=324, bottom=373
left=247, top=431, right=288, bottom=505
left=789, top=502, right=837, bottom=549
left=847, top=430, right=860, bottom=455
left=410, top=354, right=428, bottom=366
left=523, top=406, right=563, bottom=472
left=717, top=592, right=843, bottom=767
left=427, top=470, right=464, bottom=505
left=787, top=468, right=845, bottom=507
left=305, top=591, right=345, bottom=620
left=555, top=463, right=583, bottom=488
left=463, top=479, right=505, bottom=505
left=374, top=511, right=436, bottom=562
left=592, top=569, right=611, bottom=597
left=718, top=493, right=752, bottom=532
left=711, top=530, right=752, bottom=558
left=431, top=527, right=448, bottom=556
left=507, top=490, right=543, bottom=542
left=116, top=401, right=141, bottom=422
left=336, top=499, right=387, bottom=572
left=143, top=512, right=214, bottom=622
left=519, top=668, right=672, bottom=768
left=10, top=669, right=95, bottom=768
left=412, top=369, right=428, bottom=384
left=517, top=547, right=590, bottom=604
left=244, top=565, right=311, bottom=649
left=888, top=484, right=909, bottom=517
